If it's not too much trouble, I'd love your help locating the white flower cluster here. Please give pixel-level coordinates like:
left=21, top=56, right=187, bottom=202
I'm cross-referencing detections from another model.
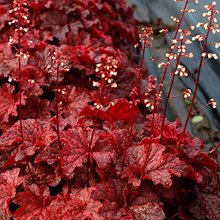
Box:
left=162, top=29, right=194, bottom=63
left=8, top=0, right=30, bottom=33
left=183, top=89, right=192, bottom=99
left=139, top=27, right=153, bottom=48
left=171, top=16, right=180, bottom=23
left=191, top=2, right=219, bottom=61
left=194, top=2, right=220, bottom=35
left=209, top=98, right=217, bottom=109
left=143, top=76, right=162, bottom=110
left=8, top=0, right=31, bottom=61
left=201, top=52, right=218, bottom=60
left=46, top=49, right=70, bottom=74
left=192, top=34, right=205, bottom=42
left=158, top=62, right=170, bottom=69
left=93, top=56, right=118, bottom=89
left=175, top=65, right=188, bottom=77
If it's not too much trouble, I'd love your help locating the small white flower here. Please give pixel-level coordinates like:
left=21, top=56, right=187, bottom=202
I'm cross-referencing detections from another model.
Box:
left=209, top=98, right=217, bottom=109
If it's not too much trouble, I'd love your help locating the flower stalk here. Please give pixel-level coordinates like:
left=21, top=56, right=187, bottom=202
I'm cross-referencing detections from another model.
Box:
left=87, top=56, right=118, bottom=185
left=177, top=2, right=218, bottom=148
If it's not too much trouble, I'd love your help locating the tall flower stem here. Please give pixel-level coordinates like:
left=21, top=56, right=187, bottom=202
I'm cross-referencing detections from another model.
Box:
left=18, top=11, right=24, bottom=142
left=55, top=65, right=62, bottom=150
left=9, top=1, right=30, bottom=142
left=11, top=0, right=38, bottom=185
left=86, top=79, right=106, bottom=187
left=177, top=9, right=214, bottom=148
left=151, top=0, right=189, bottom=144
left=86, top=56, right=118, bottom=184
left=136, top=40, right=147, bottom=85
left=159, top=0, right=189, bottom=91
left=142, top=94, right=157, bottom=174
left=122, top=35, right=148, bottom=170
left=160, top=41, right=183, bottom=143
left=122, top=94, right=137, bottom=170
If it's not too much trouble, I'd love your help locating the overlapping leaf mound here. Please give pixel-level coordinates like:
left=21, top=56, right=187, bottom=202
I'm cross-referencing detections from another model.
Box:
left=0, top=0, right=219, bottom=219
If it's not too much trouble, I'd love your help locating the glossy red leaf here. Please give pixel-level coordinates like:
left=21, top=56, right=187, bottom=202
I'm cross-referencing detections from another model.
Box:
left=81, top=98, right=138, bottom=125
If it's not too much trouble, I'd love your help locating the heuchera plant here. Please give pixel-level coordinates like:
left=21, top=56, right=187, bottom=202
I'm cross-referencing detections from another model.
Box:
left=0, top=0, right=219, bottom=219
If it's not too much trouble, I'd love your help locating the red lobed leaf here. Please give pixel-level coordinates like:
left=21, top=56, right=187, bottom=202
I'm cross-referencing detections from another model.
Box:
left=0, top=168, right=23, bottom=219
left=191, top=152, right=218, bottom=173
left=81, top=98, right=138, bottom=126
left=129, top=203, right=165, bottom=220
left=92, top=180, right=165, bottom=219
left=34, top=140, right=60, bottom=165
left=0, top=84, right=26, bottom=123
left=13, top=184, right=51, bottom=220
left=190, top=191, right=220, bottom=219
left=20, top=96, right=51, bottom=120
left=122, top=142, right=187, bottom=188
left=20, top=65, right=46, bottom=97
left=44, top=187, right=104, bottom=220
left=0, top=119, right=56, bottom=165
left=99, top=98, right=138, bottom=125
left=24, top=162, right=61, bottom=187
left=59, top=127, right=99, bottom=179
left=57, top=86, right=91, bottom=119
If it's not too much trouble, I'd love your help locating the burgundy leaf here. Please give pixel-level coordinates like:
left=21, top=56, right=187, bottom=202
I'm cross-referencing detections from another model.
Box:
left=34, top=140, right=60, bottom=165
left=60, top=144, right=88, bottom=179
left=0, top=44, right=28, bottom=79
left=13, top=184, right=51, bottom=220
left=41, top=9, right=67, bottom=28
left=192, top=152, right=218, bottom=173
left=92, top=151, right=114, bottom=169
left=129, top=203, right=165, bottom=220
left=122, top=142, right=187, bottom=188
left=20, top=96, right=51, bottom=120
left=92, top=179, right=130, bottom=214
left=0, top=119, right=56, bottom=163
left=112, top=21, right=138, bottom=44
left=58, top=86, right=91, bottom=119
left=24, top=162, right=61, bottom=187
left=44, top=187, right=104, bottom=220
left=59, top=127, right=99, bottom=179
left=0, top=4, right=9, bottom=31
left=20, top=65, right=45, bottom=96
left=0, top=84, right=26, bottom=123
left=81, top=98, right=138, bottom=126
left=128, top=185, right=165, bottom=220
left=92, top=180, right=165, bottom=219
left=190, top=191, right=220, bottom=219
left=0, top=0, right=218, bottom=218
left=0, top=168, right=23, bottom=219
